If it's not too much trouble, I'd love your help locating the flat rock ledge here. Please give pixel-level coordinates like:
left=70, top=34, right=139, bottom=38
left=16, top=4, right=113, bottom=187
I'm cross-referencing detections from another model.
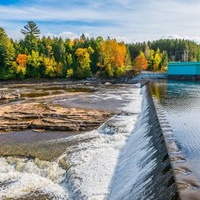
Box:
left=0, top=103, right=112, bottom=132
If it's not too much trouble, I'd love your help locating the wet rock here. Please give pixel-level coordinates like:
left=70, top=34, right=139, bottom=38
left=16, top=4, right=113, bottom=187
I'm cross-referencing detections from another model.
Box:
left=104, top=82, right=111, bottom=85
left=0, top=90, right=21, bottom=100
left=0, top=103, right=112, bottom=132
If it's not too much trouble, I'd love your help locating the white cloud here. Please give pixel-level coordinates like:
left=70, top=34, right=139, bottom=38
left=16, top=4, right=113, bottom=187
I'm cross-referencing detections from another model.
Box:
left=45, top=32, right=81, bottom=40
left=161, top=34, right=200, bottom=44
left=1, top=0, right=200, bottom=43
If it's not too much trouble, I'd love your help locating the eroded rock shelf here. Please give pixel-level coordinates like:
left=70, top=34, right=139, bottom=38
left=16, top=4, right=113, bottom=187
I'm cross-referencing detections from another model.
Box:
left=0, top=103, right=112, bottom=132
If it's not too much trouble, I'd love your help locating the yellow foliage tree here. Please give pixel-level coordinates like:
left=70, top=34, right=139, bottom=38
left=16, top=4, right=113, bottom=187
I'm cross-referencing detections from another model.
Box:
left=66, top=68, right=74, bottom=78
left=75, top=47, right=93, bottom=78
left=100, top=39, right=127, bottom=77
left=44, top=57, right=63, bottom=77
left=153, top=48, right=162, bottom=71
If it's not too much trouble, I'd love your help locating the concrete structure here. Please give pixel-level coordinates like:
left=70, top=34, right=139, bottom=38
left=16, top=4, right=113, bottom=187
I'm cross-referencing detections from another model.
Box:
left=168, top=62, right=200, bottom=80
left=131, top=71, right=167, bottom=82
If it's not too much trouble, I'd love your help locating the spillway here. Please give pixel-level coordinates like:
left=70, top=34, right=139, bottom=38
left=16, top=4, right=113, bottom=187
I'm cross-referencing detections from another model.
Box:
left=108, top=84, right=178, bottom=200
left=0, top=83, right=179, bottom=199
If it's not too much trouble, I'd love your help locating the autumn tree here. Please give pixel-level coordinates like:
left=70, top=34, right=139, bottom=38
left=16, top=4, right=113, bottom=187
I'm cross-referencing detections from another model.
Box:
left=44, top=56, right=63, bottom=77
left=66, top=53, right=73, bottom=67
left=115, top=42, right=127, bottom=76
left=65, top=53, right=74, bottom=78
left=4, top=26, right=200, bottom=80
left=147, top=49, right=155, bottom=71
left=3, top=41, right=16, bottom=79
left=9, top=54, right=28, bottom=79
left=27, top=50, right=44, bottom=77
left=100, top=38, right=127, bottom=77
left=65, top=38, right=74, bottom=53
left=133, top=51, right=148, bottom=73
left=75, top=47, right=93, bottom=78
left=153, top=48, right=162, bottom=71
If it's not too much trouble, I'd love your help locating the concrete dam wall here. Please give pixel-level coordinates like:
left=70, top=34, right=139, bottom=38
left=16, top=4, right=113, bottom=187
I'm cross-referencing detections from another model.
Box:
left=108, top=84, right=179, bottom=200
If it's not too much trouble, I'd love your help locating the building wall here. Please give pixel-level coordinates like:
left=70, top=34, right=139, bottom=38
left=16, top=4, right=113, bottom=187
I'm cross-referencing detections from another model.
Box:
left=168, top=62, right=200, bottom=75
left=196, top=65, right=200, bottom=74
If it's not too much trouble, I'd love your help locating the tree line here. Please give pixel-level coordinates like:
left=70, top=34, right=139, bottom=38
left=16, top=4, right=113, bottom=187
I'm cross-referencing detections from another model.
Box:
left=1, top=21, right=200, bottom=80
left=129, top=38, right=200, bottom=72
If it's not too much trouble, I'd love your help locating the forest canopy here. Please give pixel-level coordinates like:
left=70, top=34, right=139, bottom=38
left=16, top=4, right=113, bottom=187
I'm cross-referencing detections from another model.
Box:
left=1, top=21, right=200, bottom=80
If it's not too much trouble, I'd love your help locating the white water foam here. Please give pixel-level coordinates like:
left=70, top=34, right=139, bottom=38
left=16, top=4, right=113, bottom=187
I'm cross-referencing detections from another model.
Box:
left=108, top=90, right=157, bottom=199
left=0, top=157, right=68, bottom=199
left=58, top=87, right=143, bottom=199
left=0, top=86, right=143, bottom=199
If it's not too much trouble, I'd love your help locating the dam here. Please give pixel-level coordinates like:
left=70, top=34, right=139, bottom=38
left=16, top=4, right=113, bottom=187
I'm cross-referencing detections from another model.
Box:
left=0, top=80, right=197, bottom=199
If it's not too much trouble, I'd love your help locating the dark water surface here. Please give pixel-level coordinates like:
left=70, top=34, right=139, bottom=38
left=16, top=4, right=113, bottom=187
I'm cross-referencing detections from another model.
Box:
left=151, top=80, right=200, bottom=199
left=0, top=130, right=76, bottom=161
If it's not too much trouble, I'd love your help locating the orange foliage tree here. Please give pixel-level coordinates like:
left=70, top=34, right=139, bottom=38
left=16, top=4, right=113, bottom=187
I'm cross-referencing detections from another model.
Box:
left=100, top=39, right=127, bottom=77
left=133, top=51, right=148, bottom=73
left=16, top=54, right=27, bottom=67
left=15, top=54, right=27, bottom=76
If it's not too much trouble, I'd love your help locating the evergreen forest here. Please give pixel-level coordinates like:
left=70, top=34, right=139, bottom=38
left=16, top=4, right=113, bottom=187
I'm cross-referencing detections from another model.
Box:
left=1, top=21, right=200, bottom=80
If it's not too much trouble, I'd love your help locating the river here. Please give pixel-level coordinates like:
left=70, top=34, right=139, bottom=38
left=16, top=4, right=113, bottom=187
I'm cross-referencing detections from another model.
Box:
left=0, top=82, right=145, bottom=199
left=151, top=80, right=200, bottom=199
left=0, top=81, right=179, bottom=200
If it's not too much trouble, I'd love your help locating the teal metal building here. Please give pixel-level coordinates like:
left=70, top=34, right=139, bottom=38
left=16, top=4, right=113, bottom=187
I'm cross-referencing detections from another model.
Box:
left=168, top=62, right=200, bottom=80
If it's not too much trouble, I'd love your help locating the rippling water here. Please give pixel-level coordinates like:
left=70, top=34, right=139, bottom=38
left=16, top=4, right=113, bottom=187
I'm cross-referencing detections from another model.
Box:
left=0, top=81, right=179, bottom=199
left=0, top=82, right=144, bottom=199
left=151, top=80, right=200, bottom=198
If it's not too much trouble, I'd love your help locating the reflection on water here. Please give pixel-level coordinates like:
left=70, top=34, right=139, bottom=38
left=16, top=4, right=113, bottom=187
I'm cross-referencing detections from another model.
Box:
left=151, top=80, right=200, bottom=197
left=0, top=130, right=76, bottom=161
left=20, top=91, right=62, bottom=98
left=0, top=82, right=96, bottom=106
left=149, top=81, right=167, bottom=103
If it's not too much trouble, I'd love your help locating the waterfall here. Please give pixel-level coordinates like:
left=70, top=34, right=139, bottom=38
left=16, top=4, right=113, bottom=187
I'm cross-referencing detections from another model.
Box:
left=58, top=84, right=178, bottom=199
left=0, top=84, right=179, bottom=199
left=108, top=84, right=178, bottom=200
left=0, top=156, right=68, bottom=199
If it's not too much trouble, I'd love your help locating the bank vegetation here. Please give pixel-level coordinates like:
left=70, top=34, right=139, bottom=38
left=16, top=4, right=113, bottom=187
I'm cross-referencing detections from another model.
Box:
left=1, top=21, right=200, bottom=80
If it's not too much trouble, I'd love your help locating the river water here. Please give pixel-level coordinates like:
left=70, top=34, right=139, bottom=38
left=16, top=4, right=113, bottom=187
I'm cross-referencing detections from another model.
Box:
left=150, top=80, right=200, bottom=199
left=0, top=82, right=145, bottom=199
left=0, top=81, right=179, bottom=200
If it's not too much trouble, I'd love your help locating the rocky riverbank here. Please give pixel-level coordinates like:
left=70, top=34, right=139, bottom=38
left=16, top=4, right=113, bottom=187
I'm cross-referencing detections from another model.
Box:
left=0, top=102, right=112, bottom=132
left=0, top=81, right=139, bottom=160
left=0, top=81, right=115, bottom=133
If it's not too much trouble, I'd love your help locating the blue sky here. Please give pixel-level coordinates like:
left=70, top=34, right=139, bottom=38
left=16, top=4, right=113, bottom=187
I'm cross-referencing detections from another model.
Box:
left=1, top=0, right=200, bottom=43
